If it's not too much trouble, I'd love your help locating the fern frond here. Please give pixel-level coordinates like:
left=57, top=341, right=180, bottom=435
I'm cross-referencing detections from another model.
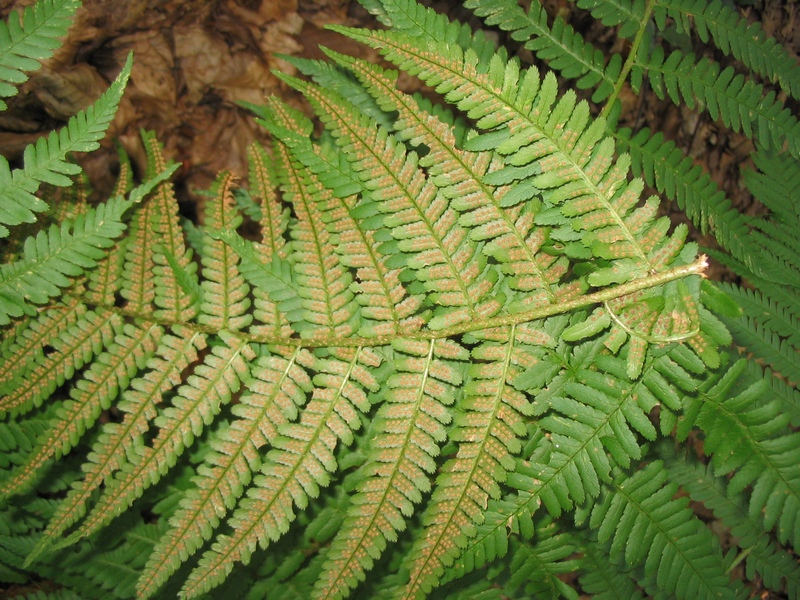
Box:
left=245, top=143, right=293, bottom=338
left=61, top=331, right=252, bottom=547
left=656, top=0, right=800, bottom=99
left=278, top=71, right=503, bottom=331
left=137, top=345, right=314, bottom=599
left=0, top=309, right=126, bottom=499
left=589, top=461, right=736, bottom=599
left=640, top=48, right=800, bottom=156
left=0, top=0, right=80, bottom=109
left=120, top=199, right=157, bottom=311
left=329, top=52, right=574, bottom=309
left=0, top=295, right=84, bottom=395
left=0, top=53, right=132, bottom=238
left=618, top=127, right=750, bottom=259
left=314, top=338, right=466, bottom=600
left=692, top=360, right=800, bottom=549
left=262, top=97, right=426, bottom=338
left=662, top=446, right=800, bottom=597
left=396, top=325, right=535, bottom=599
left=505, top=522, right=580, bottom=599
left=336, top=27, right=692, bottom=285
left=575, top=530, right=647, bottom=600
left=26, top=326, right=202, bottom=569
left=464, top=0, right=620, bottom=101
left=271, top=122, right=360, bottom=340
left=0, top=305, right=116, bottom=417
left=182, top=346, right=382, bottom=599
left=141, top=131, right=197, bottom=322
left=197, top=171, right=251, bottom=331
left=0, top=193, right=132, bottom=325
left=360, top=0, right=501, bottom=66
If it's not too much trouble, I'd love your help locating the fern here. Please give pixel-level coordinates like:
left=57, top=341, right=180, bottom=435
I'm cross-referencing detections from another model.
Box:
left=2, top=0, right=800, bottom=598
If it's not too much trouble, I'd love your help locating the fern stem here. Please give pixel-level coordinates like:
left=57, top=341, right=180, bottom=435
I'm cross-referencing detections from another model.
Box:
left=600, top=0, right=657, bottom=121
left=71, top=256, right=707, bottom=350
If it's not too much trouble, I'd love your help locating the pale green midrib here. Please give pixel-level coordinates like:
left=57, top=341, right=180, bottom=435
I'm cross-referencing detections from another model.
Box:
left=0, top=0, right=78, bottom=76
left=403, top=327, right=515, bottom=599
left=139, top=346, right=300, bottom=599
left=307, top=84, right=483, bottom=323
left=69, top=255, right=707, bottom=350
left=318, top=340, right=436, bottom=600
left=182, top=349, right=361, bottom=599
left=599, top=0, right=656, bottom=119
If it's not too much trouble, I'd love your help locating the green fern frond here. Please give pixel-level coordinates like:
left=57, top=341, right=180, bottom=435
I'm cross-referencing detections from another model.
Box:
left=505, top=523, right=580, bottom=599
left=140, top=131, right=197, bottom=322
left=197, top=171, right=251, bottom=331
left=328, top=51, right=571, bottom=308
left=656, top=0, right=800, bottom=99
left=575, top=531, right=647, bottom=600
left=662, top=446, right=800, bottom=597
left=0, top=305, right=116, bottom=418
left=244, top=143, right=294, bottom=338
left=589, top=461, right=736, bottom=599
left=182, top=347, right=383, bottom=599
left=0, top=309, right=123, bottom=499
left=692, top=360, right=800, bottom=549
left=0, top=193, right=132, bottom=325
left=641, top=48, right=800, bottom=156
left=463, top=0, right=619, bottom=101
left=617, top=127, right=750, bottom=258
left=26, top=326, right=202, bottom=569
left=279, top=71, right=502, bottom=332
left=0, top=0, right=80, bottom=109
left=61, top=331, right=252, bottom=547
left=0, top=53, right=132, bottom=238
left=0, top=295, right=84, bottom=395
left=261, top=98, right=426, bottom=338
left=137, top=346, right=313, bottom=599
left=314, top=338, right=466, bottom=600
left=395, top=325, right=537, bottom=599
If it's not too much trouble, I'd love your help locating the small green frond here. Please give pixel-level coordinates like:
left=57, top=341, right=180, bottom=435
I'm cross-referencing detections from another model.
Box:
left=506, top=523, right=580, bottom=599
left=641, top=48, right=800, bottom=156
left=0, top=0, right=81, bottom=108
left=0, top=309, right=123, bottom=500
left=0, top=194, right=132, bottom=325
left=693, top=360, right=800, bottom=548
left=0, top=53, right=132, bottom=238
left=197, top=171, right=251, bottom=331
left=656, top=0, right=800, bottom=99
left=141, top=131, right=197, bottom=322
left=662, top=446, right=800, bottom=597
left=0, top=305, right=116, bottom=419
left=590, top=461, right=737, bottom=599
left=464, top=0, right=619, bottom=100
left=211, top=229, right=304, bottom=328
left=0, top=295, right=84, bottom=395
